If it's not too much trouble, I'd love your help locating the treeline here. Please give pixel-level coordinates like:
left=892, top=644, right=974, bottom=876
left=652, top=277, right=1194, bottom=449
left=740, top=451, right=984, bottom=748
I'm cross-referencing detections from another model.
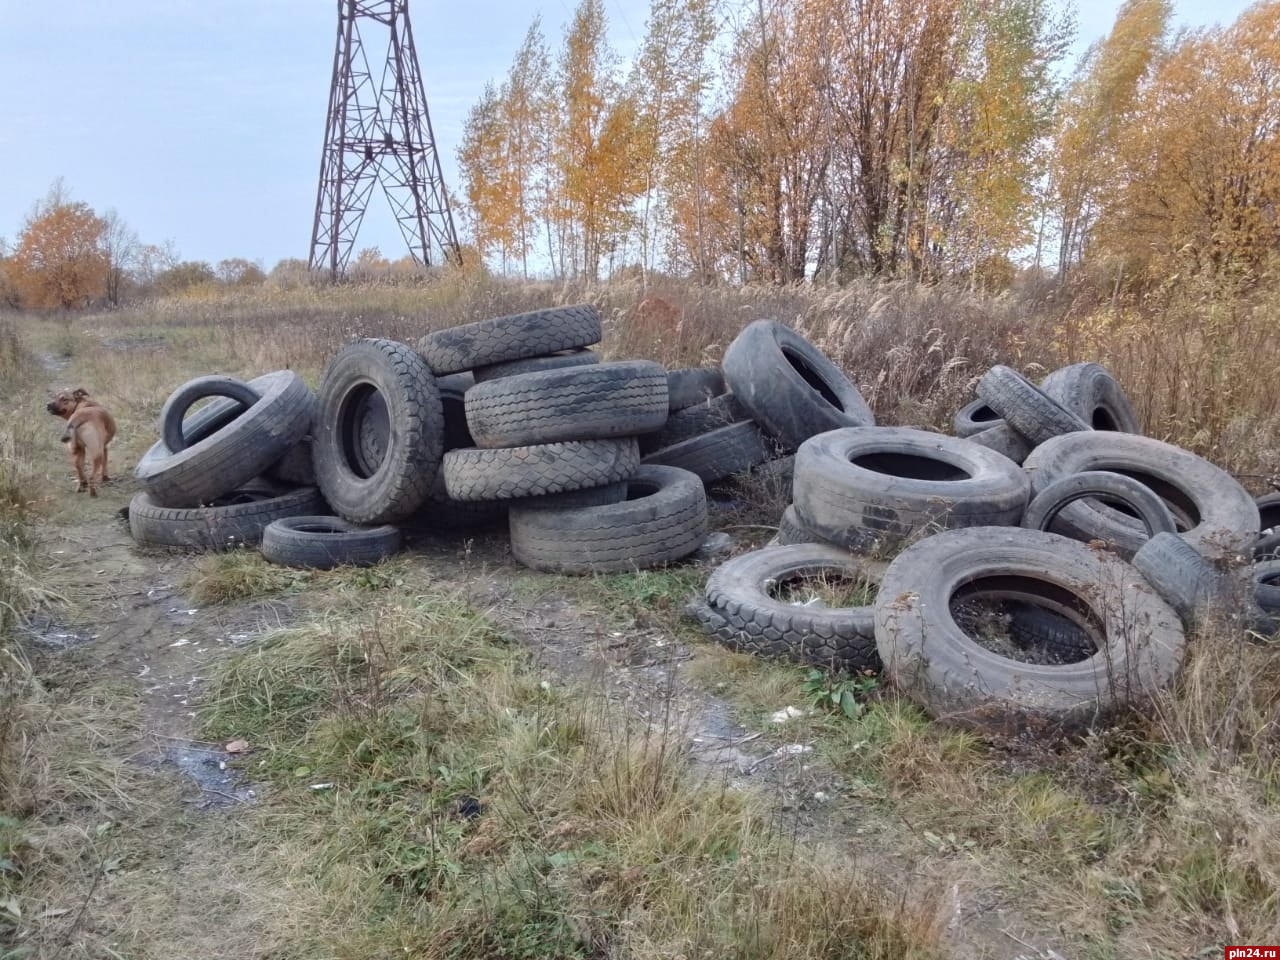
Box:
left=458, top=0, right=1280, bottom=292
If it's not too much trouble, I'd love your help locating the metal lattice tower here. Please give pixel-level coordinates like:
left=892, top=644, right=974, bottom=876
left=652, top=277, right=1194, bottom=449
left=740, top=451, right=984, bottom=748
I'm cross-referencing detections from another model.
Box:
left=309, top=0, right=462, bottom=277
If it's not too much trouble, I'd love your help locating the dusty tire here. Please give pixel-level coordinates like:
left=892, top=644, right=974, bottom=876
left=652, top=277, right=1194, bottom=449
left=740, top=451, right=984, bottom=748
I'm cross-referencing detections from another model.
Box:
left=1022, top=470, right=1177, bottom=542
left=1040, top=362, right=1141, bottom=433
left=977, top=365, right=1090, bottom=446
left=1023, top=432, right=1260, bottom=561
left=666, top=367, right=726, bottom=411
left=128, top=485, right=325, bottom=550
left=638, top=393, right=749, bottom=454
left=464, top=360, right=668, bottom=448
left=641, top=420, right=775, bottom=485
left=792, top=427, right=1030, bottom=554
left=508, top=465, right=707, bottom=574
left=443, top=437, right=639, bottom=502
left=312, top=339, right=444, bottom=525
left=874, top=527, right=1185, bottom=735
left=261, top=516, right=401, bottom=569
left=953, top=398, right=1004, bottom=438
left=1131, top=532, right=1237, bottom=629
left=698, top=544, right=882, bottom=672
left=721, top=320, right=873, bottom=450
left=1251, top=560, right=1280, bottom=613
left=966, top=422, right=1033, bottom=465
left=160, top=375, right=262, bottom=453
left=1257, top=493, right=1280, bottom=560
left=418, top=305, right=601, bottom=375
left=472, top=349, right=599, bottom=383
left=776, top=504, right=818, bottom=545
left=135, top=371, right=316, bottom=507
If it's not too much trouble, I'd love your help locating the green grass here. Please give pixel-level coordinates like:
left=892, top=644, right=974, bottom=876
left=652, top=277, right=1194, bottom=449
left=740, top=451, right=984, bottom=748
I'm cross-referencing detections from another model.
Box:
left=200, top=590, right=943, bottom=959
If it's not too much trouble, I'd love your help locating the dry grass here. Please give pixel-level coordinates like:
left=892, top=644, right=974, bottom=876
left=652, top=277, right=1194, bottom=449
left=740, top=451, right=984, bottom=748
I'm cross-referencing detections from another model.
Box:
left=199, top=592, right=944, bottom=959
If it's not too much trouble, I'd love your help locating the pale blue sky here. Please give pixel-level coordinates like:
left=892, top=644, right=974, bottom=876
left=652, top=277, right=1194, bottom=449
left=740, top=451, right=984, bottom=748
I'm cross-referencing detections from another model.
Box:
left=0, top=0, right=1256, bottom=270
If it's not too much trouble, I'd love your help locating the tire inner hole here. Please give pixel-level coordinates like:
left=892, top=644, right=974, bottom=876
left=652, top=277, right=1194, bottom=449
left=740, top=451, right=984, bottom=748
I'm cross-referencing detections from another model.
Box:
left=625, top=480, right=661, bottom=501
left=853, top=452, right=970, bottom=482
left=767, top=568, right=878, bottom=609
left=339, top=384, right=391, bottom=479
left=1091, top=406, right=1120, bottom=431
left=971, top=404, right=1000, bottom=424
left=294, top=522, right=346, bottom=535
left=781, top=347, right=844, bottom=410
left=950, top=575, right=1102, bottom=665
left=1090, top=468, right=1199, bottom=530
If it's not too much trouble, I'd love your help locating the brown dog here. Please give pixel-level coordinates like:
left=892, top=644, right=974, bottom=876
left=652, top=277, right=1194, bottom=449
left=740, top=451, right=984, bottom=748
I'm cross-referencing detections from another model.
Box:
left=46, top=388, right=117, bottom=497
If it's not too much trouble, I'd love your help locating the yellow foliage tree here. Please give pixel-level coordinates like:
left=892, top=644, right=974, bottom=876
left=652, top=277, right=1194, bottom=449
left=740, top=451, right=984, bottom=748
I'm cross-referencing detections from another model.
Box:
left=10, top=193, right=109, bottom=309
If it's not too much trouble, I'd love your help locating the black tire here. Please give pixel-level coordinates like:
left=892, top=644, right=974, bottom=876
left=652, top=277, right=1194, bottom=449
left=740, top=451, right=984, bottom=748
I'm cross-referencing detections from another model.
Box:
left=154, top=372, right=287, bottom=451
left=128, top=485, right=325, bottom=550
left=267, top=438, right=316, bottom=486
left=312, top=339, right=444, bottom=525
left=952, top=398, right=1004, bottom=438
left=638, top=393, right=749, bottom=454
left=966, top=422, right=1033, bottom=465
left=976, top=365, right=1090, bottom=446
left=1040, top=362, right=1141, bottom=433
left=443, top=437, right=639, bottom=502
left=418, top=305, right=602, bottom=375
left=472, top=349, right=598, bottom=383
left=1023, top=432, right=1261, bottom=561
left=1131, top=532, right=1232, bottom=628
left=1251, top=559, right=1280, bottom=613
left=508, top=465, right=707, bottom=573
left=135, top=370, right=316, bottom=507
left=413, top=371, right=507, bottom=531
left=667, top=367, right=726, bottom=411
left=721, top=319, right=874, bottom=450
left=641, top=420, right=775, bottom=485
left=261, top=516, right=401, bottom=569
left=792, top=427, right=1029, bottom=554
left=1005, top=604, right=1099, bottom=663
left=464, top=360, right=669, bottom=448
left=160, top=375, right=262, bottom=452
left=1257, top=493, right=1280, bottom=560
left=874, top=527, right=1185, bottom=735
left=698, top=543, right=882, bottom=672
left=1022, top=470, right=1177, bottom=541
left=776, top=504, right=818, bottom=545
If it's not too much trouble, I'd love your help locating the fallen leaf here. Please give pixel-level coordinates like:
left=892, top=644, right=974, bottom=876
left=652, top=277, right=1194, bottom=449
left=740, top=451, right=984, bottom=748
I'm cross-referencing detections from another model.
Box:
left=225, top=739, right=249, bottom=754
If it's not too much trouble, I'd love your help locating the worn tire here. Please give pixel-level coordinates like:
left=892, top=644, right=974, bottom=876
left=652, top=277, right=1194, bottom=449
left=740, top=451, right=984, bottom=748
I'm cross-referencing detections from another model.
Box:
left=641, top=420, right=775, bottom=485
left=465, top=360, right=669, bottom=448
left=792, top=427, right=1030, bottom=554
left=977, top=365, right=1090, bottom=446
left=722, top=319, right=874, bottom=450
left=414, top=372, right=507, bottom=531
left=874, top=527, right=1185, bottom=735
left=666, top=367, right=726, bottom=411
left=443, top=437, right=639, bottom=502
left=1022, top=471, right=1177, bottom=542
left=1257, top=493, right=1280, bottom=560
left=1023, top=432, right=1260, bottom=561
left=1040, top=362, right=1141, bottom=433
left=638, top=393, right=749, bottom=454
left=135, top=370, right=316, bottom=507
left=1131, top=532, right=1230, bottom=628
left=776, top=504, right=818, bottom=545
left=953, top=398, right=1004, bottom=438
left=128, top=485, right=325, bottom=550
left=1252, top=560, right=1280, bottom=613
left=508, top=465, right=707, bottom=574
left=699, top=543, right=883, bottom=672
left=261, top=516, right=401, bottom=569
left=472, top=349, right=598, bottom=383
left=966, top=422, right=1033, bottom=465
left=160, top=375, right=263, bottom=453
left=418, top=305, right=602, bottom=375
left=312, top=339, right=444, bottom=525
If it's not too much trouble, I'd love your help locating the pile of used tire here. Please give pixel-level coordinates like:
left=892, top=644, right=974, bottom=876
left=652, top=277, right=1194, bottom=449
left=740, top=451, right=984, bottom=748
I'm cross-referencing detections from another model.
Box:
left=129, top=306, right=820, bottom=572
left=689, top=360, right=1280, bottom=736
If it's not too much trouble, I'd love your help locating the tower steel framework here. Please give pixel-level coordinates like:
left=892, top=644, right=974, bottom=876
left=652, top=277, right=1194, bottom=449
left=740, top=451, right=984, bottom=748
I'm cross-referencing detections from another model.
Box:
left=309, top=0, right=461, bottom=277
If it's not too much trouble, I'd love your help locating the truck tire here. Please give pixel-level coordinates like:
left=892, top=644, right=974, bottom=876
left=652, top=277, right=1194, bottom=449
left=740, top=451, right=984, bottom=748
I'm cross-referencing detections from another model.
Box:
left=261, top=516, right=401, bottom=569
left=418, top=305, right=601, bottom=375
left=129, top=484, right=325, bottom=550
left=443, top=437, right=639, bottom=502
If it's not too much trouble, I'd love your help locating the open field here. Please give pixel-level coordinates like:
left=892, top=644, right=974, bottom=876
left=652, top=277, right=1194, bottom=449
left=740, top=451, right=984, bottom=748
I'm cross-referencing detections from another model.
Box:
left=1, top=277, right=1279, bottom=959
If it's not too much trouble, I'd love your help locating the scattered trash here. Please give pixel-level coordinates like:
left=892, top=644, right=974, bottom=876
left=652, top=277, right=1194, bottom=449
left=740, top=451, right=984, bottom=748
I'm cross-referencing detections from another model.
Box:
left=769, top=705, right=806, bottom=723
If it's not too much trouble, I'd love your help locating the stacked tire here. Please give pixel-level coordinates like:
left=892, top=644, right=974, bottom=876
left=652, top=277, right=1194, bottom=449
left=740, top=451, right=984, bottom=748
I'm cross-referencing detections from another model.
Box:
left=418, top=306, right=709, bottom=574
left=130, top=371, right=327, bottom=551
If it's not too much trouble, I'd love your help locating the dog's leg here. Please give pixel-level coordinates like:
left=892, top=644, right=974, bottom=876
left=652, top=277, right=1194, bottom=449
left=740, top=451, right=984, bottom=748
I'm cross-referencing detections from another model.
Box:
left=72, top=446, right=88, bottom=493
left=101, top=442, right=111, bottom=483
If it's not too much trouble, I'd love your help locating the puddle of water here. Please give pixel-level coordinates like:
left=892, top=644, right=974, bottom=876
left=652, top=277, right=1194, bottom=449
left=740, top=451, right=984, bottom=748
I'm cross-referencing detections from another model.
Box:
left=20, top=615, right=97, bottom=650
left=159, top=743, right=258, bottom=808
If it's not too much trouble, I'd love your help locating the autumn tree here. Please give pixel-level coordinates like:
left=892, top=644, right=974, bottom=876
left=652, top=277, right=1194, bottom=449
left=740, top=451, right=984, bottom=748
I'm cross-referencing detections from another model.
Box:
left=215, top=257, right=266, bottom=286
left=10, top=183, right=110, bottom=309
left=100, top=208, right=139, bottom=306
left=458, top=82, right=518, bottom=268
left=154, top=261, right=215, bottom=295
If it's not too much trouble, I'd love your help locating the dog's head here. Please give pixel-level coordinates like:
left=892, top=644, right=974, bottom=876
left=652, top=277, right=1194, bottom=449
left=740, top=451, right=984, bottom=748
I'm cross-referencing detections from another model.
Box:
left=46, top=387, right=91, bottom=419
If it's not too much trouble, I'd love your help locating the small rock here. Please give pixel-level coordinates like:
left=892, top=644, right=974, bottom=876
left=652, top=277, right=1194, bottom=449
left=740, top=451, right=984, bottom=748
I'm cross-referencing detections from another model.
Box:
left=224, top=739, right=250, bottom=754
